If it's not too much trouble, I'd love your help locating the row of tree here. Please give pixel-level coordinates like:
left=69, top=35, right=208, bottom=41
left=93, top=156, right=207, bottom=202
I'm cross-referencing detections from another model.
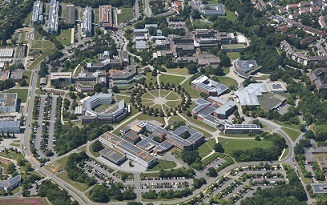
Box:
left=89, top=183, right=136, bottom=202
left=141, top=188, right=192, bottom=200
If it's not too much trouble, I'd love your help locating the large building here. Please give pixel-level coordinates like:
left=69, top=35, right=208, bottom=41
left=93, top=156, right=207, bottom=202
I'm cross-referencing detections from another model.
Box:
left=99, top=5, right=115, bottom=29
left=99, top=147, right=126, bottom=165
left=191, top=0, right=226, bottom=16
left=47, top=0, right=59, bottom=33
left=130, top=121, right=204, bottom=152
left=109, top=65, right=137, bottom=87
left=191, top=75, right=229, bottom=96
left=32, top=1, right=44, bottom=24
left=99, top=132, right=156, bottom=168
left=0, top=175, right=21, bottom=191
left=81, top=93, right=129, bottom=124
left=50, top=72, right=72, bottom=85
left=65, top=5, right=75, bottom=25
left=309, top=68, right=327, bottom=92
left=0, top=120, right=20, bottom=133
left=234, top=59, right=261, bottom=78
left=81, top=7, right=93, bottom=37
left=0, top=93, right=18, bottom=113
left=224, top=122, right=261, bottom=134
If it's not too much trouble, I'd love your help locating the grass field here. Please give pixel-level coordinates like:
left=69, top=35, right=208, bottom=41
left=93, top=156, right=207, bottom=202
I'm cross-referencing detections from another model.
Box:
left=218, top=76, right=238, bottom=88
left=197, top=141, right=214, bottom=158
left=3, top=89, right=28, bottom=103
left=181, top=78, right=200, bottom=98
left=117, top=8, right=134, bottom=24
left=227, top=52, right=240, bottom=60
left=45, top=156, right=69, bottom=173
left=253, top=74, right=270, bottom=80
left=168, top=115, right=184, bottom=124
left=165, top=92, right=180, bottom=100
left=166, top=68, right=189, bottom=75
left=145, top=72, right=157, bottom=84
left=273, top=120, right=300, bottom=130
left=281, top=127, right=301, bottom=141
left=165, top=99, right=181, bottom=108
left=147, top=159, right=176, bottom=171
left=223, top=8, right=237, bottom=22
left=56, top=29, right=71, bottom=46
left=159, top=74, right=185, bottom=85
left=202, top=152, right=220, bottom=167
left=57, top=171, right=89, bottom=192
left=219, top=138, right=273, bottom=156
left=193, top=20, right=212, bottom=29
left=23, top=70, right=31, bottom=85
left=280, top=148, right=289, bottom=160
left=223, top=67, right=230, bottom=75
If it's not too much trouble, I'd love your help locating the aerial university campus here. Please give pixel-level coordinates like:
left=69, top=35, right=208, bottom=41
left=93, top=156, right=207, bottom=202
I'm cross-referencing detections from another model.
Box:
left=0, top=0, right=327, bottom=204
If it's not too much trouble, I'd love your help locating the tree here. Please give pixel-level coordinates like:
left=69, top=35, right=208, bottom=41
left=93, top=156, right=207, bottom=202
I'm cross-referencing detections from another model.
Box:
left=214, top=143, right=224, bottom=153
left=112, top=86, right=119, bottom=93
left=181, top=150, right=201, bottom=165
left=208, top=167, right=218, bottom=177
left=92, top=140, right=104, bottom=152
left=191, top=10, right=201, bottom=19
left=89, top=185, right=109, bottom=203
left=18, top=79, right=27, bottom=86
left=187, top=63, right=198, bottom=74
left=255, top=136, right=261, bottom=141
left=39, top=62, right=49, bottom=77
left=183, top=131, right=191, bottom=139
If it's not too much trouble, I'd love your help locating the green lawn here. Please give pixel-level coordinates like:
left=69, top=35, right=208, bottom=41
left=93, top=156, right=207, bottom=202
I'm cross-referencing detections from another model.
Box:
left=166, top=68, right=189, bottom=75
left=193, top=20, right=212, bottom=29
left=227, top=52, right=240, bottom=60
left=223, top=67, right=230, bottom=75
left=147, top=159, right=176, bottom=171
left=280, top=148, right=289, bottom=160
left=219, top=138, right=273, bottom=156
left=3, top=89, right=28, bottom=103
left=145, top=72, right=157, bottom=84
left=57, top=171, right=89, bottom=192
left=55, top=29, right=71, bottom=46
left=218, top=76, right=238, bottom=88
left=181, top=78, right=200, bottom=98
left=223, top=8, right=237, bottom=22
left=159, top=74, right=185, bottom=85
left=117, top=8, right=134, bottom=24
left=281, top=127, right=301, bottom=141
left=197, top=142, right=213, bottom=158
left=273, top=120, right=300, bottom=130
left=165, top=92, right=180, bottom=100
left=45, top=155, right=69, bottom=173
left=168, top=115, right=184, bottom=124
left=116, top=95, right=131, bottom=103
left=165, top=99, right=181, bottom=108
left=253, top=75, right=270, bottom=80
left=133, top=113, right=165, bottom=124
left=159, top=89, right=171, bottom=97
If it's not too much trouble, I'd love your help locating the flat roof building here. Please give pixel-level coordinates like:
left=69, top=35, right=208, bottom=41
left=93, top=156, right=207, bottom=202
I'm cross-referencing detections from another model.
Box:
left=99, top=132, right=156, bottom=168
left=81, top=7, right=92, bottom=37
left=99, top=147, right=126, bottom=165
left=235, top=59, right=261, bottom=78
left=0, top=175, right=21, bottom=191
left=0, top=49, right=14, bottom=58
left=0, top=120, right=20, bottom=133
left=0, top=93, right=18, bottom=113
left=224, top=122, right=261, bottom=134
left=32, top=1, right=44, bottom=24
left=50, top=72, right=72, bottom=85
left=65, top=5, right=75, bottom=24
left=234, top=83, right=267, bottom=106
left=99, top=5, right=115, bottom=29
left=47, top=0, right=59, bottom=33
left=191, top=75, right=229, bottom=96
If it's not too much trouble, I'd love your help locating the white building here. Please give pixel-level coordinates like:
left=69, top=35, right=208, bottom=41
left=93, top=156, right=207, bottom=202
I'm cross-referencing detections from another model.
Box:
left=0, top=93, right=18, bottom=113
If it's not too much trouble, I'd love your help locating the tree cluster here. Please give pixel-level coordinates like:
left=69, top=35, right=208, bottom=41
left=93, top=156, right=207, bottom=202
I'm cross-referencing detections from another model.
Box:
left=54, top=119, right=112, bottom=155
left=66, top=152, right=96, bottom=186
left=232, top=132, right=286, bottom=162
left=39, top=180, right=74, bottom=205
left=141, top=188, right=192, bottom=199
left=158, top=167, right=195, bottom=178
left=89, top=183, right=136, bottom=202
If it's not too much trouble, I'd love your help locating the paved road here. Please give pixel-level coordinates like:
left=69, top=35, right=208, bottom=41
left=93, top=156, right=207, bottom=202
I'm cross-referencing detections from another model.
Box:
left=48, top=96, right=57, bottom=152
left=144, top=0, right=152, bottom=17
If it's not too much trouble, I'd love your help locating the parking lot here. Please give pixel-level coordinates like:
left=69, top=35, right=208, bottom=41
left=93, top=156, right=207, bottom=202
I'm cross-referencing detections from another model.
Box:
left=31, top=95, right=59, bottom=159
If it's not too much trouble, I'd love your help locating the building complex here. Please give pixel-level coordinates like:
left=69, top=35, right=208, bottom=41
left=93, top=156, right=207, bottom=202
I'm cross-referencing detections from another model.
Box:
left=32, top=0, right=44, bottom=24
left=81, top=7, right=93, bottom=37
left=191, top=75, right=229, bottom=96
left=81, top=93, right=129, bottom=124
left=47, top=0, right=59, bottom=33
left=0, top=93, right=18, bottom=113
left=99, top=5, right=115, bottom=29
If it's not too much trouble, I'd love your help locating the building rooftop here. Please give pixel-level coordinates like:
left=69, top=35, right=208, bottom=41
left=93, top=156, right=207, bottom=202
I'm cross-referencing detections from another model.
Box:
left=234, top=83, right=268, bottom=106
left=0, top=93, right=17, bottom=107
left=99, top=147, right=126, bottom=164
left=100, top=132, right=155, bottom=163
left=65, top=5, right=75, bottom=24
left=0, top=120, right=19, bottom=129
left=215, top=100, right=236, bottom=115
left=0, top=49, right=14, bottom=58
left=50, top=72, right=72, bottom=80
left=191, top=75, right=229, bottom=96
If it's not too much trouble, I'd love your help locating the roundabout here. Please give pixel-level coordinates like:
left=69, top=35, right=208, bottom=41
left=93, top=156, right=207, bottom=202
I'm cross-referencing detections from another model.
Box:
left=130, top=84, right=191, bottom=117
